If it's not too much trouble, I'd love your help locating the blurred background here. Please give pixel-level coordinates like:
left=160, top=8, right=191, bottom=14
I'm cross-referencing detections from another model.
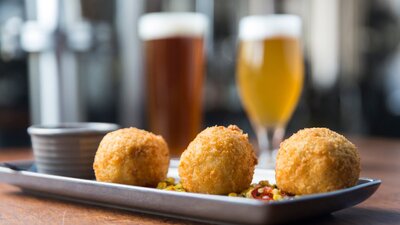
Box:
left=1, top=0, right=400, bottom=147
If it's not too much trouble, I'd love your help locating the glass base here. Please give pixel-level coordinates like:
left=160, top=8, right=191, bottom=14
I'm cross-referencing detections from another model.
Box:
left=169, top=158, right=180, bottom=168
left=256, top=149, right=278, bottom=169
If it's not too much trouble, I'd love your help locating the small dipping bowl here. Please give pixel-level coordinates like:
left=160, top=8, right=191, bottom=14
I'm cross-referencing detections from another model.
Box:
left=28, top=122, right=119, bottom=178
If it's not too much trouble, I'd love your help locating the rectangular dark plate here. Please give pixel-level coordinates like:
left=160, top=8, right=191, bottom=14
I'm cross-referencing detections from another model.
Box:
left=0, top=161, right=380, bottom=225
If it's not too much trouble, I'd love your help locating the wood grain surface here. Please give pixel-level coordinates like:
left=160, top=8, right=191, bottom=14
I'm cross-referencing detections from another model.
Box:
left=0, top=137, right=399, bottom=225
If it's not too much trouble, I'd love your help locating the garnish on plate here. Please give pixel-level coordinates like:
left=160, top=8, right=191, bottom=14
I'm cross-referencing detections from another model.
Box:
left=157, top=178, right=294, bottom=201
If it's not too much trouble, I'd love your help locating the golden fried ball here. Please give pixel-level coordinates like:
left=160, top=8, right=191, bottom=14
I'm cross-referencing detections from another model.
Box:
left=93, top=127, right=169, bottom=187
left=179, top=125, right=257, bottom=195
left=276, top=128, right=360, bottom=195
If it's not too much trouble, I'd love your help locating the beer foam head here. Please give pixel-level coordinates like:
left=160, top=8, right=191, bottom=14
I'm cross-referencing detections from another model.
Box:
left=239, top=14, right=301, bottom=41
left=139, top=12, right=208, bottom=40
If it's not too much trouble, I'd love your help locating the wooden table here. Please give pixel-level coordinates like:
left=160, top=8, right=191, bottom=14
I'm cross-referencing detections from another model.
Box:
left=0, top=138, right=399, bottom=225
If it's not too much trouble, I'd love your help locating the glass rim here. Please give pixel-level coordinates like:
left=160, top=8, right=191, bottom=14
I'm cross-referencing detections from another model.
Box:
left=239, top=14, right=302, bottom=41
left=138, top=12, right=208, bottom=41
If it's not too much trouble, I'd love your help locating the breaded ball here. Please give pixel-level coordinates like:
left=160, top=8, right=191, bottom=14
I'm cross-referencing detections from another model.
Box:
left=179, top=125, right=257, bottom=195
left=93, top=127, right=169, bottom=187
left=276, top=128, right=360, bottom=195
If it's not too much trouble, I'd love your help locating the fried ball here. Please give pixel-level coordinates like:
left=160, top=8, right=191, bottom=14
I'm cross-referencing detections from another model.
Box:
left=93, top=127, right=169, bottom=187
left=276, top=128, right=360, bottom=195
left=179, top=125, right=257, bottom=195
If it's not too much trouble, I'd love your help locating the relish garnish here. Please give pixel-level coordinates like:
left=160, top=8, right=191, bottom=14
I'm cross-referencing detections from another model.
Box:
left=156, top=178, right=294, bottom=201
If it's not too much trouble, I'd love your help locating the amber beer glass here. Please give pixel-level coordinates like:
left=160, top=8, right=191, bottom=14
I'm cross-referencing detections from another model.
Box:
left=236, top=15, right=303, bottom=167
left=139, top=13, right=207, bottom=157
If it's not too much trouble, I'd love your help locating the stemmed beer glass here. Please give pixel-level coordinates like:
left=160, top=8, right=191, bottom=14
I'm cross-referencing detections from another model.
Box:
left=236, top=15, right=304, bottom=168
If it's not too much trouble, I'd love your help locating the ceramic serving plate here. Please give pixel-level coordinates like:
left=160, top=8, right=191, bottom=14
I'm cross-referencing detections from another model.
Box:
left=0, top=161, right=380, bottom=225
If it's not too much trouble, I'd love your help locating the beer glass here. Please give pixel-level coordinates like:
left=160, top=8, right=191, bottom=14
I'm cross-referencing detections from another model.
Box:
left=139, top=13, right=208, bottom=158
left=236, top=15, right=303, bottom=167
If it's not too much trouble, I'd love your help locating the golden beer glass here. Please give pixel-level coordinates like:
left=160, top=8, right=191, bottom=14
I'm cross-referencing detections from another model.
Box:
left=236, top=15, right=303, bottom=167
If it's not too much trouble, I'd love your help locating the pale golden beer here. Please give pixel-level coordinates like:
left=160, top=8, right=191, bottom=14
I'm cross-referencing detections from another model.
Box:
left=237, top=36, right=303, bottom=127
left=236, top=15, right=303, bottom=167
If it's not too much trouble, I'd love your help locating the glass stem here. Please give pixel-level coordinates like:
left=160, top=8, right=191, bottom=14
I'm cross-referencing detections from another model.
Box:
left=255, top=126, right=285, bottom=168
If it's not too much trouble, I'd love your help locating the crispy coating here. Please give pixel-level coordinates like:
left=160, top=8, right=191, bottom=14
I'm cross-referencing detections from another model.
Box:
left=93, top=127, right=169, bottom=187
left=276, top=128, right=360, bottom=195
left=179, top=125, right=257, bottom=195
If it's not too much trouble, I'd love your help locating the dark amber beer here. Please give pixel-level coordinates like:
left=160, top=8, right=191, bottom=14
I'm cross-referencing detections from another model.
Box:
left=139, top=13, right=207, bottom=157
